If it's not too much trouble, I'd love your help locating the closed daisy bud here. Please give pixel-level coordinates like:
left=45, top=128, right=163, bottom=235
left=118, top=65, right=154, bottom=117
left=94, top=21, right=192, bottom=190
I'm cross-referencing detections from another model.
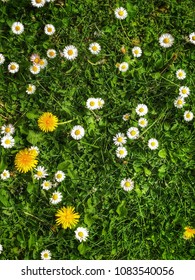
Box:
left=11, top=22, right=24, bottom=35
left=114, top=7, right=128, bottom=20
left=159, top=33, right=174, bottom=48
left=120, top=46, right=126, bottom=54
left=8, top=62, right=19, bottom=73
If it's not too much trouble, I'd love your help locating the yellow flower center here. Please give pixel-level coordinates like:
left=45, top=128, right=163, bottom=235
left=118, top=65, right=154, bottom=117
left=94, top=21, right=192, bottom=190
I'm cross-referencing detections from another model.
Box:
left=57, top=173, right=62, bottom=179
left=186, top=113, right=191, bottom=118
left=39, top=59, right=45, bottom=66
left=37, top=171, right=43, bottom=177
left=75, top=130, right=81, bottom=136
left=49, top=51, right=55, bottom=57
left=124, top=114, right=129, bottom=120
left=43, top=253, right=48, bottom=258
left=15, top=26, right=21, bottom=31
left=28, top=86, right=33, bottom=91
left=178, top=72, right=183, bottom=77
left=89, top=101, right=95, bottom=106
left=34, top=57, right=40, bottom=64
left=44, top=182, right=50, bottom=187
left=118, top=10, right=124, bottom=16
left=117, top=137, right=123, bottom=143
left=163, top=38, right=170, bottom=44
left=134, top=49, right=139, bottom=55
left=5, top=127, right=11, bottom=133
left=10, top=64, right=16, bottom=70
left=121, top=64, right=126, bottom=69
left=139, top=108, right=144, bottom=113
left=47, top=27, right=53, bottom=33
left=124, top=182, right=131, bottom=187
left=140, top=120, right=145, bottom=125
left=177, top=99, right=183, bottom=105
left=3, top=172, right=7, bottom=177
left=130, top=130, right=136, bottom=136
left=67, top=49, right=73, bottom=56
left=5, top=139, right=11, bottom=145
left=92, top=45, right=98, bottom=51
left=192, top=36, right=195, bottom=41
left=182, top=89, right=187, bottom=94
left=78, top=231, right=84, bottom=237
left=119, top=150, right=124, bottom=155
left=151, top=142, right=156, bottom=146
left=32, top=66, right=38, bottom=72
left=52, top=194, right=58, bottom=200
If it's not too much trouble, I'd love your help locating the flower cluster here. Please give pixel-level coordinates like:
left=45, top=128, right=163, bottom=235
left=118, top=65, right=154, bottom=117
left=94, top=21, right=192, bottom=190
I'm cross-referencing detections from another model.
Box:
left=1, top=124, right=15, bottom=149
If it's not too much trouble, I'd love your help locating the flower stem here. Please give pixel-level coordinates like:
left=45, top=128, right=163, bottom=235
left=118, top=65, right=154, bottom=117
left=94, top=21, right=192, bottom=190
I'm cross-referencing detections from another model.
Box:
left=58, top=120, right=74, bottom=125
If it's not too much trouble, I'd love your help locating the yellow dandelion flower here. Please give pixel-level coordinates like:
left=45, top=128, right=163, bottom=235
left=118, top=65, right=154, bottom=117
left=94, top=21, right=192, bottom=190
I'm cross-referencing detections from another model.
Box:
left=38, top=112, right=58, bottom=132
left=183, top=226, right=195, bottom=240
left=15, top=149, right=38, bottom=173
left=55, top=206, right=80, bottom=229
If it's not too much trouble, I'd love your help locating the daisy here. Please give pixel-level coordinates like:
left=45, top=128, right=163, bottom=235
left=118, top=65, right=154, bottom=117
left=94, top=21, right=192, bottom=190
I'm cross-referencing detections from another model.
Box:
left=50, top=191, right=63, bottom=204
left=55, top=170, right=65, bottom=182
left=34, top=166, right=48, bottom=180
left=15, top=148, right=38, bottom=173
left=89, top=42, right=101, bottom=55
left=148, top=138, right=159, bottom=150
left=116, top=146, right=128, bottom=158
left=135, top=104, right=148, bottom=116
left=30, top=65, right=41, bottom=74
left=8, top=62, right=19, bottom=73
left=132, top=46, right=142, bottom=57
left=174, top=96, right=185, bottom=109
left=41, top=180, right=52, bottom=190
left=55, top=206, right=80, bottom=229
left=184, top=111, right=194, bottom=122
left=39, top=58, right=48, bottom=69
left=47, top=49, right=57, bottom=59
left=86, top=98, right=99, bottom=110
left=38, top=112, right=58, bottom=132
left=44, top=24, right=55, bottom=35
left=0, top=53, right=5, bottom=65
left=75, top=227, right=89, bottom=242
left=1, top=135, right=15, bottom=148
left=179, top=86, right=190, bottom=98
left=120, top=178, right=134, bottom=192
left=41, top=249, right=51, bottom=260
left=29, top=146, right=39, bottom=156
left=119, top=62, right=129, bottom=72
left=97, top=98, right=105, bottom=109
left=189, top=32, right=195, bottom=45
left=26, top=84, right=36, bottom=94
left=0, top=244, right=3, bottom=254
left=138, top=118, right=148, bottom=128
left=176, top=69, right=186, bottom=80
left=1, top=124, right=15, bottom=135
left=1, top=169, right=10, bottom=180
left=30, top=54, right=41, bottom=65
left=63, top=45, right=78, bottom=60
left=127, top=127, right=139, bottom=139
left=113, top=133, right=127, bottom=146
left=114, top=7, right=128, bottom=20
left=183, top=226, right=195, bottom=240
left=71, top=125, right=85, bottom=140
left=11, top=22, right=24, bottom=35
left=159, top=33, right=174, bottom=48
left=122, top=113, right=130, bottom=121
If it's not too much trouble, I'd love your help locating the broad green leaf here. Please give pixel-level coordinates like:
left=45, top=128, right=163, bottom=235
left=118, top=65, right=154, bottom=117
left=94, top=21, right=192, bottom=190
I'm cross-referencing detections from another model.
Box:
left=158, top=148, right=167, bottom=159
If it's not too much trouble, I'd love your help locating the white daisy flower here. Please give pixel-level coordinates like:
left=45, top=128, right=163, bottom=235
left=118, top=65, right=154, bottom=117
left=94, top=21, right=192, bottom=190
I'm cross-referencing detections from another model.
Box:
left=50, top=191, right=63, bottom=204
left=39, top=58, right=48, bottom=69
left=176, top=69, right=186, bottom=80
left=26, top=84, right=36, bottom=94
left=132, top=46, right=142, bottom=57
left=174, top=96, right=185, bottom=109
left=71, top=125, right=85, bottom=140
left=86, top=98, right=99, bottom=110
left=1, top=169, right=10, bottom=180
left=55, top=170, right=65, bottom=182
left=30, top=54, right=41, bottom=65
left=114, top=7, right=128, bottom=20
left=120, top=178, right=134, bottom=192
left=184, top=111, right=194, bottom=122
left=179, top=86, right=190, bottom=98
left=30, top=65, right=41, bottom=74
left=41, top=180, right=52, bottom=190
left=159, top=33, right=174, bottom=48
left=119, top=62, right=129, bottom=72
left=8, top=62, right=19, bottom=73
left=34, top=166, right=48, bottom=180
left=41, top=249, right=51, bottom=260
left=47, top=49, right=57, bottom=59
left=1, top=135, right=15, bottom=148
left=44, top=24, right=55, bottom=35
left=89, top=42, right=101, bottom=54
left=0, top=53, right=5, bottom=65
left=116, top=147, right=128, bottom=158
left=75, top=227, right=89, bottom=242
left=0, top=244, right=3, bottom=254
left=29, top=146, right=39, bottom=156
left=11, top=22, right=24, bottom=35
left=1, top=124, right=15, bottom=135
left=189, top=32, right=195, bottom=45
left=31, top=0, right=46, bottom=8
left=113, top=133, right=127, bottom=146
left=127, top=127, right=139, bottom=139
left=148, top=138, right=159, bottom=150
left=138, top=118, right=148, bottom=128
left=63, top=45, right=78, bottom=60
left=97, top=98, right=105, bottom=109
left=122, top=113, right=130, bottom=121
left=135, top=104, right=148, bottom=116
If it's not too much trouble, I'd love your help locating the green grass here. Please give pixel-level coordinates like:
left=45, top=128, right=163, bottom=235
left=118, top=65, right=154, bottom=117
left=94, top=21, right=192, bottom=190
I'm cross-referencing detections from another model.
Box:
left=0, top=0, right=195, bottom=260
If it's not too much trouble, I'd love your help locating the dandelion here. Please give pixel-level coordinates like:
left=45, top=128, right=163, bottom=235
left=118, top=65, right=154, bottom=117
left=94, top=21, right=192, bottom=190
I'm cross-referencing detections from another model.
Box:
left=0, top=244, right=3, bottom=254
left=179, top=86, right=190, bottom=98
left=26, top=84, right=36, bottom=94
left=50, top=191, right=63, bottom=204
left=183, top=226, right=195, bottom=240
left=1, top=170, right=10, bottom=180
left=47, top=49, right=57, bottom=59
left=114, top=7, right=128, bottom=20
left=15, top=149, right=38, bottom=173
left=159, top=33, right=174, bottom=48
left=55, top=171, right=65, bottom=182
left=44, top=24, right=55, bottom=36
left=184, top=111, right=194, bottom=122
left=135, top=104, right=148, bottom=116
left=75, top=227, right=89, bottom=242
left=119, top=62, right=129, bottom=72
left=97, top=98, right=105, bottom=109
left=1, top=135, right=15, bottom=148
left=113, top=133, right=127, bottom=146
left=127, top=127, right=139, bottom=139
left=41, top=249, right=51, bottom=260
left=89, top=42, right=101, bottom=55
left=30, top=65, right=41, bottom=74
left=8, top=62, right=19, bottom=73
left=189, top=32, right=195, bottom=45
left=55, top=206, right=80, bottom=229
left=1, top=124, right=15, bottom=135
left=132, top=46, right=142, bottom=57
left=42, top=180, right=52, bottom=190
left=174, top=96, right=185, bottom=109
left=71, top=125, right=85, bottom=140
left=38, top=112, right=58, bottom=132
left=123, top=113, right=130, bottom=121
left=34, top=166, right=48, bottom=180
left=0, top=53, right=5, bottom=65
left=176, top=69, right=186, bottom=80
left=138, top=118, right=148, bottom=128
left=121, top=178, right=134, bottom=192
left=11, top=22, right=24, bottom=35
left=39, top=58, right=48, bottom=69
left=63, top=45, right=78, bottom=60
left=86, top=98, right=99, bottom=110
left=116, top=147, right=128, bottom=158
left=148, top=138, right=159, bottom=150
